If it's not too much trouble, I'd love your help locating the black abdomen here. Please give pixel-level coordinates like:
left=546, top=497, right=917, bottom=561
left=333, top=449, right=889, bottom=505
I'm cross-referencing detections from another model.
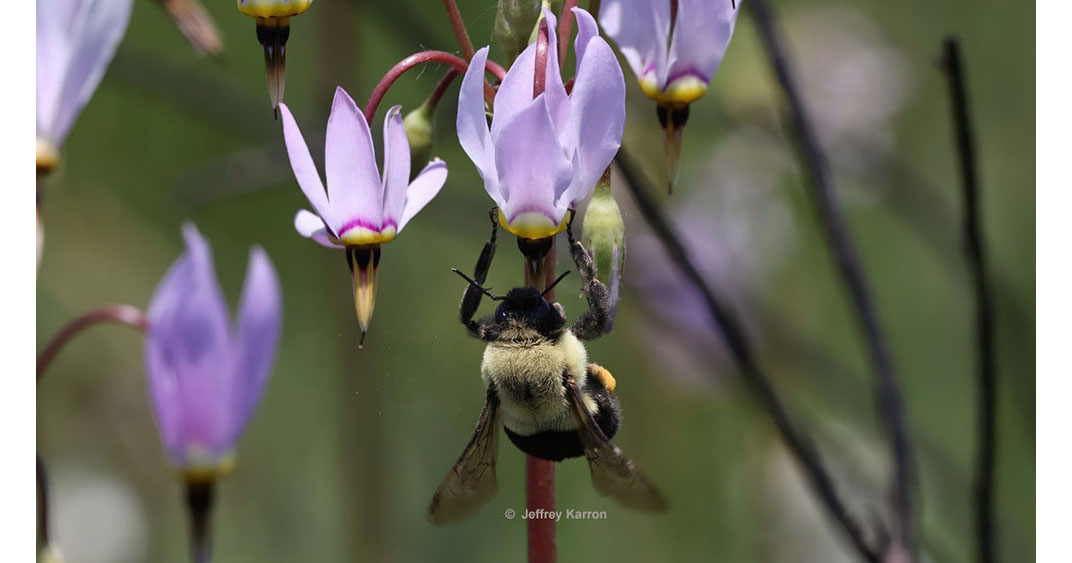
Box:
left=504, top=372, right=621, bottom=462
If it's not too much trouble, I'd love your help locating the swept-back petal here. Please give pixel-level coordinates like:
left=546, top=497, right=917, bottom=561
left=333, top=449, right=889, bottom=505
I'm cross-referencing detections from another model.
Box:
left=280, top=103, right=334, bottom=231
left=572, top=7, right=600, bottom=74
left=456, top=47, right=501, bottom=205
left=294, top=209, right=343, bottom=248
left=146, top=223, right=234, bottom=462
left=599, top=0, right=671, bottom=86
left=229, top=246, right=282, bottom=444
left=667, top=0, right=741, bottom=85
left=45, top=0, right=134, bottom=147
left=397, top=158, right=448, bottom=232
left=325, top=87, right=384, bottom=231
left=492, top=9, right=568, bottom=141
left=495, top=96, right=572, bottom=236
left=381, top=105, right=411, bottom=228
left=560, top=38, right=625, bottom=207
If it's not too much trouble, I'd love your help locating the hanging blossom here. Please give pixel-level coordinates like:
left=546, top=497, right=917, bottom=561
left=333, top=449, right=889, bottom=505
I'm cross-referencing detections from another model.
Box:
left=600, top=0, right=741, bottom=189
left=458, top=7, right=625, bottom=241
left=599, top=0, right=741, bottom=107
left=236, top=0, right=315, bottom=113
left=281, top=87, right=448, bottom=343
left=145, top=223, right=282, bottom=481
left=37, top=0, right=135, bottom=170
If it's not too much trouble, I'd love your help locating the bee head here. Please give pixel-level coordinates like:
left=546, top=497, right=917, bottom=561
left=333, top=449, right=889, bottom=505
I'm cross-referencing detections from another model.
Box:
left=495, top=287, right=566, bottom=336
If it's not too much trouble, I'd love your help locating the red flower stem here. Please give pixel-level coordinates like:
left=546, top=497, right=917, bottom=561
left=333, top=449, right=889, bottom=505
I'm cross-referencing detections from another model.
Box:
left=522, top=239, right=558, bottom=563
left=364, top=50, right=505, bottom=124
left=558, top=0, right=579, bottom=63
left=534, top=18, right=550, bottom=98
left=442, top=0, right=475, bottom=60
left=37, top=305, right=149, bottom=382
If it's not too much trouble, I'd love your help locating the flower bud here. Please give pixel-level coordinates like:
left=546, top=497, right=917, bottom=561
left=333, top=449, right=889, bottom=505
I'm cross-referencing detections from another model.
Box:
left=581, top=171, right=625, bottom=333
left=403, top=102, right=435, bottom=178
left=493, top=0, right=542, bottom=64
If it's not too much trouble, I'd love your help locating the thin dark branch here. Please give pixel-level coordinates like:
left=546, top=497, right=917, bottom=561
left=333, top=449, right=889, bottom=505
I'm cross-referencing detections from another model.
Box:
left=37, top=305, right=149, bottom=382
left=747, top=0, right=913, bottom=550
left=614, top=149, right=879, bottom=562
left=940, top=37, right=996, bottom=563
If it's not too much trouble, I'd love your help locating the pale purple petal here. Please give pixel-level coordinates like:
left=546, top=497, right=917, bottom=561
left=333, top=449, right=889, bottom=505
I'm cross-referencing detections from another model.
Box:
left=44, top=0, right=134, bottom=147
left=667, top=0, right=741, bottom=84
left=397, top=158, right=448, bottom=232
left=559, top=38, right=625, bottom=207
left=599, top=0, right=671, bottom=86
left=380, top=105, right=411, bottom=228
left=495, top=96, right=572, bottom=226
left=229, top=246, right=282, bottom=444
left=572, top=7, right=600, bottom=74
left=280, top=103, right=334, bottom=232
left=325, top=86, right=384, bottom=230
left=492, top=10, right=568, bottom=140
left=294, top=209, right=343, bottom=248
left=146, top=223, right=234, bottom=463
left=456, top=47, right=502, bottom=205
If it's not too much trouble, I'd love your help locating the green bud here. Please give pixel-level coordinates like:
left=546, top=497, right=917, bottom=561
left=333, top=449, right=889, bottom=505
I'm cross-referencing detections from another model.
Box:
left=581, top=170, right=625, bottom=333
left=403, top=102, right=435, bottom=178
left=493, top=0, right=541, bottom=65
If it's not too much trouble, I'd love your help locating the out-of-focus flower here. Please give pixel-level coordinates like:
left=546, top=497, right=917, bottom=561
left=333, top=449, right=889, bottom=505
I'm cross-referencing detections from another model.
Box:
left=145, top=223, right=282, bottom=482
left=36, top=0, right=134, bottom=171
left=156, top=0, right=223, bottom=56
left=581, top=170, right=625, bottom=333
left=626, top=130, right=792, bottom=385
left=236, top=0, right=314, bottom=114
left=599, top=0, right=741, bottom=189
left=281, top=87, right=447, bottom=343
left=458, top=8, right=624, bottom=241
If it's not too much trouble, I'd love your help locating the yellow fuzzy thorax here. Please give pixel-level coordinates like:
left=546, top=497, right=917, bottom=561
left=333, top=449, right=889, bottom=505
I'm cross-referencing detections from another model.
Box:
left=236, top=0, right=313, bottom=18
left=499, top=208, right=571, bottom=241
left=639, top=74, right=708, bottom=106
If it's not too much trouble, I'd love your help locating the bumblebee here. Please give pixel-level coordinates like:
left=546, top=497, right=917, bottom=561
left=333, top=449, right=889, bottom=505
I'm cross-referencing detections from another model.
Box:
left=429, top=212, right=666, bottom=524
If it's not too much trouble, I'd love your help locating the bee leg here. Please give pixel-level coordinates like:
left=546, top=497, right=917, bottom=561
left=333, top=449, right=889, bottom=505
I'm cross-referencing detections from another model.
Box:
left=459, top=208, right=499, bottom=339
left=587, top=363, right=617, bottom=393
left=566, top=236, right=610, bottom=341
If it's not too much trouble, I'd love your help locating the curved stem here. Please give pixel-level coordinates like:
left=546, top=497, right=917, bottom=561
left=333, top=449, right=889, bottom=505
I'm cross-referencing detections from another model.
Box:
left=748, top=0, right=913, bottom=552
left=615, top=148, right=879, bottom=562
left=442, top=0, right=475, bottom=60
left=940, top=37, right=996, bottom=563
left=425, top=70, right=459, bottom=113
left=363, top=51, right=505, bottom=124
left=37, top=305, right=149, bottom=382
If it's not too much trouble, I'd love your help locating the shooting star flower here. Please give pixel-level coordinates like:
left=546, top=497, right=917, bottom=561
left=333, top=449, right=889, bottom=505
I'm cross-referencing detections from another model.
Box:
left=236, top=0, right=315, bottom=114
left=281, top=87, right=448, bottom=345
left=37, top=0, right=134, bottom=172
left=457, top=7, right=625, bottom=242
left=145, top=223, right=282, bottom=481
left=599, top=0, right=741, bottom=189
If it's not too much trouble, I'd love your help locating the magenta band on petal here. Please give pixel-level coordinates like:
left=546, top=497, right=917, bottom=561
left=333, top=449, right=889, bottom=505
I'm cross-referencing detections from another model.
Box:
left=337, top=217, right=397, bottom=237
left=663, top=67, right=711, bottom=89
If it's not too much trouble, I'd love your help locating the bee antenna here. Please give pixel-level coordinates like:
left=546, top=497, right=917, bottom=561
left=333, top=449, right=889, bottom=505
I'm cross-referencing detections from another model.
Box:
left=451, top=268, right=503, bottom=300
left=541, top=270, right=572, bottom=297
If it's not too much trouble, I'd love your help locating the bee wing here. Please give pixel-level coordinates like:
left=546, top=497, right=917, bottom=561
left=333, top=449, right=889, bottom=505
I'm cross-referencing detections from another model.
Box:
left=428, top=388, right=503, bottom=524
left=564, top=377, right=668, bottom=512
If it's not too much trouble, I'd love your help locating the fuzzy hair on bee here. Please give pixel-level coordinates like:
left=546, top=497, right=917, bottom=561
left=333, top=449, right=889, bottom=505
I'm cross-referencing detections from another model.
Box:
left=427, top=210, right=665, bottom=525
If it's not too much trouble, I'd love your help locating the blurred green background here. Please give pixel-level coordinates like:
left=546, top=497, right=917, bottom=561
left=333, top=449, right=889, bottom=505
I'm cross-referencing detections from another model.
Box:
left=35, top=0, right=1034, bottom=561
